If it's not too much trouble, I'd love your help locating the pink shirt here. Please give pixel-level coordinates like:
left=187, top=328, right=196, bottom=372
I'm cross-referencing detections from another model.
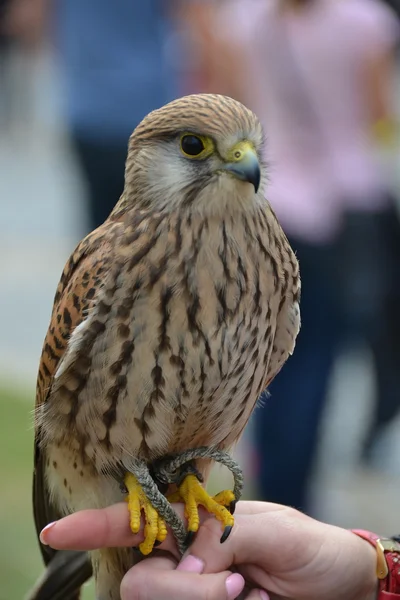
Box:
left=217, top=0, right=399, bottom=243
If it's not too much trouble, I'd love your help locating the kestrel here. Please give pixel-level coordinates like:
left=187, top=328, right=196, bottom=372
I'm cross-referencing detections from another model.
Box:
left=32, top=94, right=300, bottom=600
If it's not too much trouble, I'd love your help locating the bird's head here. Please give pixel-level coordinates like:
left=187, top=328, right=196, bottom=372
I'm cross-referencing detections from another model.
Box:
left=118, top=94, right=266, bottom=217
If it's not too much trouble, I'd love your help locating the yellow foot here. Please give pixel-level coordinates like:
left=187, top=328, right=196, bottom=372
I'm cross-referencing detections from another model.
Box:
left=125, top=472, right=168, bottom=555
left=171, top=474, right=235, bottom=544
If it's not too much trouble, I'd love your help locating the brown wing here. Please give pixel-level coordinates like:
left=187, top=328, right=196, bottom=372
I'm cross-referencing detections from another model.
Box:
left=33, top=221, right=120, bottom=568
left=262, top=238, right=301, bottom=391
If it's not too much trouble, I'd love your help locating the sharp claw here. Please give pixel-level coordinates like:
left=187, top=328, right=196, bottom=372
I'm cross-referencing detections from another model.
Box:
left=132, top=546, right=144, bottom=556
left=229, top=500, right=237, bottom=514
left=220, top=525, right=233, bottom=544
left=154, top=540, right=162, bottom=547
left=185, top=530, right=197, bottom=547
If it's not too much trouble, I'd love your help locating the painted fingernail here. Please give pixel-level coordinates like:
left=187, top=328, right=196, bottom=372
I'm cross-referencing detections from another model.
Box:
left=259, top=591, right=270, bottom=600
left=225, top=573, right=245, bottom=600
left=176, top=554, right=205, bottom=573
left=39, top=521, right=57, bottom=545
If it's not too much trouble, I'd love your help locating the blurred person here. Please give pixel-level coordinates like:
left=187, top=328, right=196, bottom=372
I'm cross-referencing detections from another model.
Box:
left=193, top=0, right=400, bottom=510
left=53, top=2, right=181, bottom=231
left=16, top=1, right=203, bottom=231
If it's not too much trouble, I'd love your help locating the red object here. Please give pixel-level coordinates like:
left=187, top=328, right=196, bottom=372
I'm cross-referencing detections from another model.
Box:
left=351, top=529, right=400, bottom=599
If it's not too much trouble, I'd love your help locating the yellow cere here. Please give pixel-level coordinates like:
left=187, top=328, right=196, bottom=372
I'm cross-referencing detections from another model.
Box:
left=226, top=140, right=256, bottom=163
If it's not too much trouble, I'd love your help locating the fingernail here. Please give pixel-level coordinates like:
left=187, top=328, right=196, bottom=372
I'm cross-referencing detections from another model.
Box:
left=225, top=573, right=245, bottom=600
left=176, top=554, right=205, bottom=573
left=259, top=591, right=270, bottom=600
left=39, top=521, right=57, bottom=545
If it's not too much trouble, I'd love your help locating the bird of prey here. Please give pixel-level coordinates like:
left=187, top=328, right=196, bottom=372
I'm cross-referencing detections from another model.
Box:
left=32, top=94, right=300, bottom=600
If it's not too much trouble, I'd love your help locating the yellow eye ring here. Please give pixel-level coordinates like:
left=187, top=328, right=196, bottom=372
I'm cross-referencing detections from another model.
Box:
left=179, top=133, right=214, bottom=159
left=181, top=134, right=204, bottom=156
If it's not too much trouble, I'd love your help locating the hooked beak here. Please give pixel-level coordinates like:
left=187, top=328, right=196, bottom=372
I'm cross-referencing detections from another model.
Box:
left=222, top=142, right=261, bottom=193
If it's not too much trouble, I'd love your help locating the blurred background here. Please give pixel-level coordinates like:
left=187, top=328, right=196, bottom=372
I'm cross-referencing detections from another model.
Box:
left=0, top=0, right=400, bottom=598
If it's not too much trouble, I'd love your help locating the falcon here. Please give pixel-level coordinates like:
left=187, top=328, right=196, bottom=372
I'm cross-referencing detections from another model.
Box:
left=32, top=94, right=300, bottom=600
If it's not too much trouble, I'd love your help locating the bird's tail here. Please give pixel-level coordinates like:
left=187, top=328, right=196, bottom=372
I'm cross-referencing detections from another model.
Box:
left=25, top=550, right=92, bottom=600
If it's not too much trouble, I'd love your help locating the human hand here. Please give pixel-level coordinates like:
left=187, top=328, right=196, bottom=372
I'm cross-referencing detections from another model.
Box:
left=40, top=500, right=378, bottom=600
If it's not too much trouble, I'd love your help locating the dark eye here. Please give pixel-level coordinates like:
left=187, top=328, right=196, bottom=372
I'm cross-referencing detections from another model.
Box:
left=181, top=135, right=205, bottom=156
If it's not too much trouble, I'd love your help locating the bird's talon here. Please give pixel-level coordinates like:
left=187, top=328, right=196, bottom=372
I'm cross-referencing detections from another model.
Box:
left=178, top=474, right=235, bottom=543
left=229, top=500, right=237, bottom=514
left=185, top=530, right=197, bottom=547
left=125, top=472, right=167, bottom=555
left=220, top=525, right=233, bottom=544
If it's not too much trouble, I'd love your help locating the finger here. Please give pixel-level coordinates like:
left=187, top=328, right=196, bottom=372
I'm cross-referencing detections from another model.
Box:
left=39, top=500, right=288, bottom=552
left=121, top=559, right=245, bottom=600
left=40, top=502, right=180, bottom=553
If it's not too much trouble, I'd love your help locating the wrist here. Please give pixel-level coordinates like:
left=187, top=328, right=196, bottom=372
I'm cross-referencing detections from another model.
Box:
left=312, top=525, right=378, bottom=600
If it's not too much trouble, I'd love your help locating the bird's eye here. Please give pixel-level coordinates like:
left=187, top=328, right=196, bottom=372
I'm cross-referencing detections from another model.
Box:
left=180, top=135, right=205, bottom=157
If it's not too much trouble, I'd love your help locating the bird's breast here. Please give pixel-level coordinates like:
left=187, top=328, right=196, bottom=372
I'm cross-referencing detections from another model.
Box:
left=45, top=210, right=292, bottom=472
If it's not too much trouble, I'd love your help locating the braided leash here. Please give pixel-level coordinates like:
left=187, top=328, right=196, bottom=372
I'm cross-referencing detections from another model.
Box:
left=128, top=448, right=244, bottom=555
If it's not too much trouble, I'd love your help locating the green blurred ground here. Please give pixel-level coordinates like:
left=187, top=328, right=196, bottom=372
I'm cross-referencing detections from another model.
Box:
left=0, top=386, right=94, bottom=600
left=0, top=385, right=41, bottom=600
